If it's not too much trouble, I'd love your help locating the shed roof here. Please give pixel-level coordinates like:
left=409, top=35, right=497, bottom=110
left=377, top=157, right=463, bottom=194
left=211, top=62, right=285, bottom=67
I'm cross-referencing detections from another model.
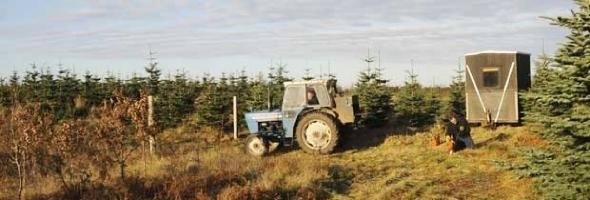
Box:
left=284, top=79, right=330, bottom=86
left=465, top=50, right=530, bottom=56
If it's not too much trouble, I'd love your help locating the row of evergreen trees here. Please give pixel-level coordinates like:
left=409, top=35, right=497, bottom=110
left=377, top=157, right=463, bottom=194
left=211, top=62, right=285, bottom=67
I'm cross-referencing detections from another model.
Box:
left=0, top=62, right=294, bottom=131
left=353, top=56, right=465, bottom=129
left=0, top=64, right=464, bottom=132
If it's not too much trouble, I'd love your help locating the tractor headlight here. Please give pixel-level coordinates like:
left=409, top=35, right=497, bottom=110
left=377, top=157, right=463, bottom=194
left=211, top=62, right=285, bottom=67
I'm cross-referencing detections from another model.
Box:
left=260, top=122, right=268, bottom=127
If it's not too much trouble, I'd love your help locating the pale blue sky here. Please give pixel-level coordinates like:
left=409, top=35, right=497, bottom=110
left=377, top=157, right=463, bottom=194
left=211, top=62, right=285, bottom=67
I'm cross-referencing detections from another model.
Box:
left=0, top=0, right=574, bottom=86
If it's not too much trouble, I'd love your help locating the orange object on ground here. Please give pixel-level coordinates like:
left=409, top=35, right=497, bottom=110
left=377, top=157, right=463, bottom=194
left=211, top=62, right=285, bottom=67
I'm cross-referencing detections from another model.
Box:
left=432, top=135, right=441, bottom=146
left=447, top=139, right=455, bottom=155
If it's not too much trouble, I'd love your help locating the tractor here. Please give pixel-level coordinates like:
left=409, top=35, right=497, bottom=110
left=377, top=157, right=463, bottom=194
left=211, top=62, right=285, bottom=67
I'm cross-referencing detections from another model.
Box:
left=244, top=79, right=359, bottom=156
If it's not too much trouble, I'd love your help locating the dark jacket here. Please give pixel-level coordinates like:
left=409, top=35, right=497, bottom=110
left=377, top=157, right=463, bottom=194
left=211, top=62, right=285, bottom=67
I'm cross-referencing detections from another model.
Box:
left=446, top=118, right=471, bottom=139
left=446, top=117, right=471, bottom=151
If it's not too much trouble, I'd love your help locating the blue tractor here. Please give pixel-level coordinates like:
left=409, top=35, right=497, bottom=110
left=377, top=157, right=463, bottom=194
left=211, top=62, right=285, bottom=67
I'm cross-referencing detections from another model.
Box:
left=244, top=79, right=359, bottom=156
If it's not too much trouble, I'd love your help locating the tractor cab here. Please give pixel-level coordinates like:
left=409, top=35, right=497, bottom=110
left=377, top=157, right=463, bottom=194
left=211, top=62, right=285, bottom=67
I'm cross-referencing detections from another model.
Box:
left=283, top=79, right=337, bottom=108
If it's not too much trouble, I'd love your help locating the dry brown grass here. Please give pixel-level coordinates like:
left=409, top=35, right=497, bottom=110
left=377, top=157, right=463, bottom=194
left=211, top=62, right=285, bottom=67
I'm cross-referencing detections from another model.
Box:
left=330, top=126, right=539, bottom=200
left=0, top=116, right=545, bottom=200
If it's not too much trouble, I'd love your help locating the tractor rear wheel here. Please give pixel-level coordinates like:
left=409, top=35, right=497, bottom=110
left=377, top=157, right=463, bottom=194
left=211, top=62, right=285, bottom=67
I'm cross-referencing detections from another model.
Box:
left=296, top=112, right=339, bottom=154
left=245, top=135, right=267, bottom=156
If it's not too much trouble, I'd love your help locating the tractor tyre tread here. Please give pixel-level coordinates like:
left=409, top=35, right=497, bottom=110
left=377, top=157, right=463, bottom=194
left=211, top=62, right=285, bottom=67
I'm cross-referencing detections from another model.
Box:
left=295, top=112, right=340, bottom=154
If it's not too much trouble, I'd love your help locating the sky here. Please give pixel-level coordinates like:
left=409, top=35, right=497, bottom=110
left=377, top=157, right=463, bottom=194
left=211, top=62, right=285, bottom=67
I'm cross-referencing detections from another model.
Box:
left=0, top=0, right=575, bottom=86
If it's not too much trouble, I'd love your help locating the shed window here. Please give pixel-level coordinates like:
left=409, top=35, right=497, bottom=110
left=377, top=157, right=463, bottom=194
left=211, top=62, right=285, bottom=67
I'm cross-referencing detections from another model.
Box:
left=482, top=68, right=499, bottom=87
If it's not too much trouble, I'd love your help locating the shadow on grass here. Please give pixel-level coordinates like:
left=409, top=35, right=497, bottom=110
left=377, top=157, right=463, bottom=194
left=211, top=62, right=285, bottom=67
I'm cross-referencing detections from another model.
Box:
left=475, top=133, right=509, bottom=149
left=235, top=122, right=433, bottom=156
left=319, top=164, right=354, bottom=194
left=338, top=123, right=429, bottom=153
left=32, top=170, right=330, bottom=200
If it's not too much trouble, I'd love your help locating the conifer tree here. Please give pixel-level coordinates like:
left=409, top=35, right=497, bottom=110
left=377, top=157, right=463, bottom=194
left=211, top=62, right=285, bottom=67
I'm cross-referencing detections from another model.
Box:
left=9, top=72, right=19, bottom=87
left=82, top=73, right=103, bottom=107
left=7, top=72, right=20, bottom=105
left=55, top=69, right=80, bottom=119
left=246, top=73, right=268, bottom=111
left=156, top=72, right=197, bottom=129
left=521, top=53, right=555, bottom=115
left=232, top=70, right=251, bottom=127
left=173, top=72, right=197, bottom=120
left=217, top=73, right=233, bottom=129
left=125, top=74, right=146, bottom=99
left=103, top=73, right=122, bottom=100
left=195, top=74, right=233, bottom=131
left=425, top=85, right=442, bottom=123
left=513, top=1, right=590, bottom=197
left=145, top=51, right=161, bottom=96
left=201, top=73, right=213, bottom=86
left=267, top=63, right=292, bottom=109
left=526, top=3, right=590, bottom=149
left=354, top=54, right=392, bottom=128
left=39, top=68, right=57, bottom=114
left=22, top=65, right=41, bottom=102
left=395, top=70, right=429, bottom=127
left=447, top=65, right=466, bottom=116
left=156, top=78, right=175, bottom=129
left=0, top=77, right=10, bottom=106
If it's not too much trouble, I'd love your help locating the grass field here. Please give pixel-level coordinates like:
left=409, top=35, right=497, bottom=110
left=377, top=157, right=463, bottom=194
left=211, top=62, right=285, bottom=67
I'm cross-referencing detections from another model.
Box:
left=1, top=124, right=545, bottom=199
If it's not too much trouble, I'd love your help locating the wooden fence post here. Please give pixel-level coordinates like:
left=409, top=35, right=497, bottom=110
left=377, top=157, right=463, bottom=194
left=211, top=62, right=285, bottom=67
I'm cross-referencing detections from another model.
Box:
left=233, top=96, right=238, bottom=140
left=148, top=95, right=155, bottom=154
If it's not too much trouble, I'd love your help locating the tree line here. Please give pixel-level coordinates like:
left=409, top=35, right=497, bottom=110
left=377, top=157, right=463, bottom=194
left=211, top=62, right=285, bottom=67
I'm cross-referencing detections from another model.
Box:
left=0, top=60, right=464, bottom=132
left=0, top=62, right=299, bottom=131
left=354, top=56, right=464, bottom=129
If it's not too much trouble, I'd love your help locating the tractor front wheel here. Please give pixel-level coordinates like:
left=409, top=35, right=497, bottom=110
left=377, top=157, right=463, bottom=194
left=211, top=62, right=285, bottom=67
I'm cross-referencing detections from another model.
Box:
left=245, top=135, right=268, bottom=156
left=296, top=112, right=339, bottom=154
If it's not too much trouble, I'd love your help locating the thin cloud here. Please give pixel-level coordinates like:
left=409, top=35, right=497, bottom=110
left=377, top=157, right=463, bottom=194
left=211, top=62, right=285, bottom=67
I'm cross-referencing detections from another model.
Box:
left=0, top=0, right=574, bottom=85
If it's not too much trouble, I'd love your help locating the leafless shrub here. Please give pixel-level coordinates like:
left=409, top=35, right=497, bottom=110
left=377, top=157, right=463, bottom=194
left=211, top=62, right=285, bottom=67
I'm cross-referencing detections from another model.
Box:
left=87, top=91, right=140, bottom=180
left=3, top=103, right=54, bottom=199
left=51, top=119, right=93, bottom=192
